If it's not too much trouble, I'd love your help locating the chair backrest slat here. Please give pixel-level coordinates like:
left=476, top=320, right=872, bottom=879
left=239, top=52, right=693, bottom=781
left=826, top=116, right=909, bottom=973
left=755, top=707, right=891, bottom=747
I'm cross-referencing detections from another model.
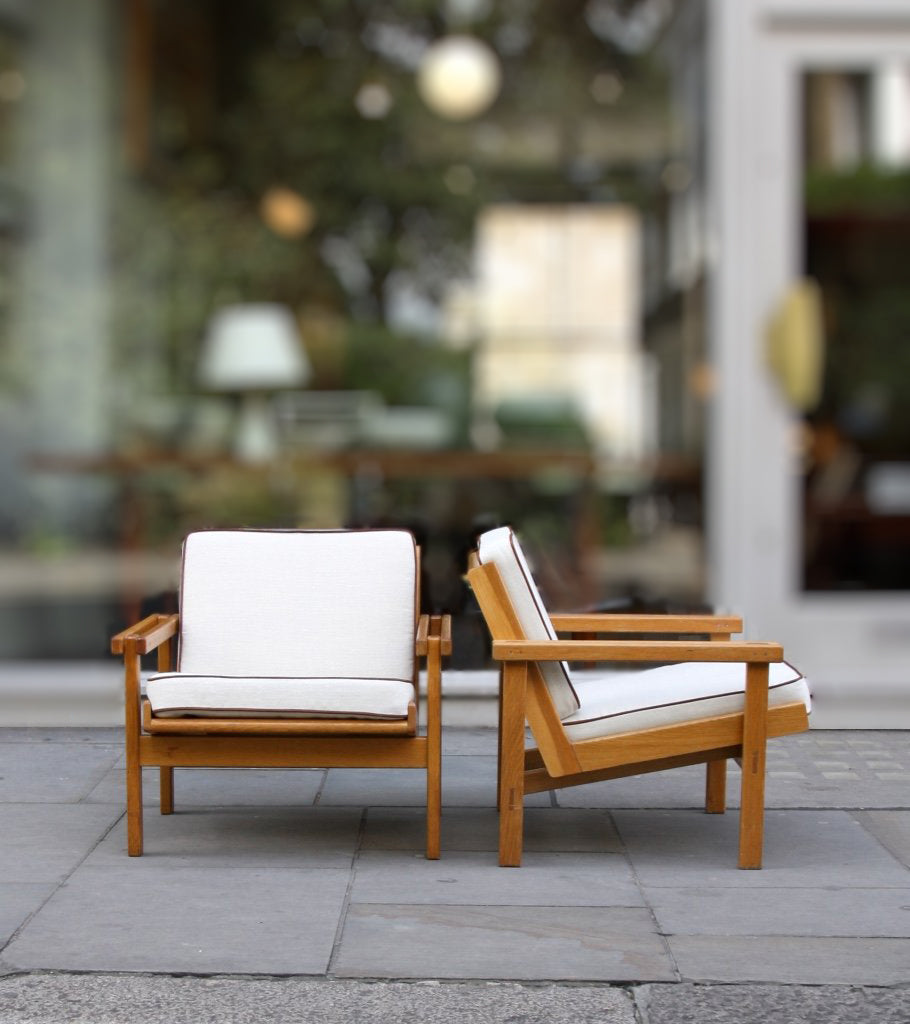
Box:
left=178, top=529, right=417, bottom=681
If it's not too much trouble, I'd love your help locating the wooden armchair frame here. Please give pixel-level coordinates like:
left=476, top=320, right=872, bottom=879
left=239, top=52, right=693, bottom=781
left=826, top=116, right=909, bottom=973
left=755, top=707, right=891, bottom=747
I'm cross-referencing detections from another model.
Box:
left=467, top=556, right=809, bottom=869
left=112, top=597, right=450, bottom=860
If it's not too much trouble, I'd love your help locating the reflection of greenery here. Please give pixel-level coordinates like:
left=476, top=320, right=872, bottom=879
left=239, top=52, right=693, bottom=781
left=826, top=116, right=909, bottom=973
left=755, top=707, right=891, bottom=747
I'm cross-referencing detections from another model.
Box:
left=110, top=0, right=672, bottom=411
left=806, top=169, right=910, bottom=454
left=343, top=323, right=472, bottom=442
left=805, top=166, right=910, bottom=215
left=177, top=468, right=300, bottom=535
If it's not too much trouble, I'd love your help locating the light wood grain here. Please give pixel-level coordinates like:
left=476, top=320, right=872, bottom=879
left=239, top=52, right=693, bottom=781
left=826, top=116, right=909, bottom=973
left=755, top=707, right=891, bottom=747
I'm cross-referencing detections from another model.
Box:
left=468, top=551, right=810, bottom=870
left=113, top=551, right=448, bottom=861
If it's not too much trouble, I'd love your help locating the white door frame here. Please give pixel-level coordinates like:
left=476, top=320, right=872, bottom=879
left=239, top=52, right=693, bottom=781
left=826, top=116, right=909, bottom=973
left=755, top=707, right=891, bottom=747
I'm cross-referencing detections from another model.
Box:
left=708, top=0, right=910, bottom=726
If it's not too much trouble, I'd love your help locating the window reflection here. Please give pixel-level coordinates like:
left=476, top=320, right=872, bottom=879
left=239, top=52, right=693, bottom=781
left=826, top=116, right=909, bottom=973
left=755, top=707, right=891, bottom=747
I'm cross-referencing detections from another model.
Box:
left=802, top=66, right=910, bottom=590
left=0, top=2, right=708, bottom=664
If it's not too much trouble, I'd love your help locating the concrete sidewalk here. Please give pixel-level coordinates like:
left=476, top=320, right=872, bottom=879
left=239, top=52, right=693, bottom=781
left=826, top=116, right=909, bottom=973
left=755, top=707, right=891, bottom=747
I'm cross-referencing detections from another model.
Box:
left=1, top=726, right=908, bottom=1021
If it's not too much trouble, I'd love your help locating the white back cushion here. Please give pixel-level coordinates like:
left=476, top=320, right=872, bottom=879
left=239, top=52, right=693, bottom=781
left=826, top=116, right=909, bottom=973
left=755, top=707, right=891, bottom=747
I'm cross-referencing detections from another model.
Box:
left=476, top=527, right=580, bottom=719
left=178, top=530, right=417, bottom=681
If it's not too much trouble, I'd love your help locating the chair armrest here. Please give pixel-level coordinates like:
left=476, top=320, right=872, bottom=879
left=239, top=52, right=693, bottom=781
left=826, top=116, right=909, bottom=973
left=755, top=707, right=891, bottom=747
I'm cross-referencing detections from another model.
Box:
left=491, top=638, right=782, bottom=664
left=549, top=613, right=743, bottom=635
left=416, top=614, right=453, bottom=656
left=111, top=614, right=179, bottom=656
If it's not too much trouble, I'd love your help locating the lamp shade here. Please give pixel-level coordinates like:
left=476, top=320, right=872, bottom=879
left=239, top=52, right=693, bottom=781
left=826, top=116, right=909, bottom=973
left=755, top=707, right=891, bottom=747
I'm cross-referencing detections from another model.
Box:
left=198, top=304, right=311, bottom=392
left=417, top=35, right=502, bottom=121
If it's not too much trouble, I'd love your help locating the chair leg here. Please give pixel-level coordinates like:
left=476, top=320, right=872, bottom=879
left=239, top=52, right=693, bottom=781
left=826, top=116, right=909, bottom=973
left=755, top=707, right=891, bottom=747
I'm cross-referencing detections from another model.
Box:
left=124, top=653, right=144, bottom=857
left=425, top=688, right=442, bottom=861
left=160, top=767, right=174, bottom=815
left=705, top=758, right=727, bottom=813
left=498, top=662, right=527, bottom=867
left=126, top=755, right=144, bottom=856
left=496, top=666, right=503, bottom=810
left=424, top=629, right=443, bottom=860
left=426, top=752, right=441, bottom=861
left=739, top=663, right=769, bottom=869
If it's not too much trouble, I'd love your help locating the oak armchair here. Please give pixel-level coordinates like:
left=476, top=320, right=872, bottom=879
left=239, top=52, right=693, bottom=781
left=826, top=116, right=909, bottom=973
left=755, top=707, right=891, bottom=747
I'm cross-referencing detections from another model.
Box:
left=111, top=528, right=449, bottom=858
left=467, top=526, right=810, bottom=869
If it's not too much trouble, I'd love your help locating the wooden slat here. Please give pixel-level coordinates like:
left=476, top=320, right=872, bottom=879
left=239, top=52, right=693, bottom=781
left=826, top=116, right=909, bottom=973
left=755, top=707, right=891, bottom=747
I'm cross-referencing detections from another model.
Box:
left=142, top=698, right=415, bottom=736
left=416, top=613, right=453, bottom=658
left=524, top=746, right=742, bottom=794
left=550, top=613, right=743, bottom=635
left=522, top=702, right=807, bottom=794
left=111, top=613, right=178, bottom=655
left=493, top=639, right=784, bottom=663
left=571, top=702, right=806, bottom=773
left=139, top=734, right=429, bottom=768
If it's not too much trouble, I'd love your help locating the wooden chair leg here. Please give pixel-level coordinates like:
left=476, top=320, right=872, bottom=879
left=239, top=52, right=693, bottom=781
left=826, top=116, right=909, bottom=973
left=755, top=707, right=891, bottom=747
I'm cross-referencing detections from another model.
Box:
left=705, top=758, right=727, bottom=813
left=160, top=767, right=174, bottom=815
left=739, top=663, right=769, bottom=869
left=424, top=630, right=443, bottom=860
left=157, top=639, right=174, bottom=817
left=496, top=666, right=503, bottom=810
left=124, top=652, right=144, bottom=857
left=498, top=662, right=527, bottom=867
left=126, top=757, right=143, bottom=856
left=426, top=755, right=441, bottom=861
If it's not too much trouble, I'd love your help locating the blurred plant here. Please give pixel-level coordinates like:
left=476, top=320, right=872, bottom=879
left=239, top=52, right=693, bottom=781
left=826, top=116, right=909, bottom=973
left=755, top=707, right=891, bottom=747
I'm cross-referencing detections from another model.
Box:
left=109, top=0, right=674, bottom=418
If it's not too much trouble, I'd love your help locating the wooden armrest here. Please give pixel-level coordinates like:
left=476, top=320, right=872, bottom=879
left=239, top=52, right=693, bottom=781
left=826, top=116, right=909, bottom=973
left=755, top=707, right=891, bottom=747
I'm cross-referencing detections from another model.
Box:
left=416, top=614, right=453, bottom=656
left=491, top=638, right=782, bottom=664
left=111, top=613, right=179, bottom=656
left=550, top=613, right=743, bottom=635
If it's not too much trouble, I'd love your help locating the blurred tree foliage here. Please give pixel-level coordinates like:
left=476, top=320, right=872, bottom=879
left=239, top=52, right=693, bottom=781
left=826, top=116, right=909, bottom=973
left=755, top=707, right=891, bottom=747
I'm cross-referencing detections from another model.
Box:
left=110, top=0, right=673, bottom=414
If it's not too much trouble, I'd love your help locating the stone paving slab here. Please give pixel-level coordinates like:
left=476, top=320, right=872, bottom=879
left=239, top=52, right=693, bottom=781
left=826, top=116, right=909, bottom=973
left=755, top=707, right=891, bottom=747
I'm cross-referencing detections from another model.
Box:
left=644, top=885, right=910, bottom=937
left=853, top=810, right=910, bottom=868
left=333, top=904, right=676, bottom=981
left=363, top=806, right=622, bottom=853
left=1, top=727, right=908, bottom=989
left=84, top=763, right=327, bottom=807
left=317, top=756, right=550, bottom=807
left=1, top=864, right=351, bottom=975
left=0, top=805, right=121, bottom=883
left=0, top=742, right=122, bottom=804
left=0, top=885, right=53, bottom=945
left=0, top=728, right=123, bottom=744
left=86, top=806, right=364, bottom=867
left=668, top=935, right=910, bottom=986
left=0, top=976, right=637, bottom=1024
left=637, top=983, right=910, bottom=1024
left=612, top=809, right=910, bottom=887
left=350, top=850, right=644, bottom=906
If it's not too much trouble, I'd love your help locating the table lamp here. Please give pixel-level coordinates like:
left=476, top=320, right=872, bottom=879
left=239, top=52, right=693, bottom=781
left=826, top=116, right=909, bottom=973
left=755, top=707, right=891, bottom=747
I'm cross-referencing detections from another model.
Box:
left=198, top=303, right=311, bottom=462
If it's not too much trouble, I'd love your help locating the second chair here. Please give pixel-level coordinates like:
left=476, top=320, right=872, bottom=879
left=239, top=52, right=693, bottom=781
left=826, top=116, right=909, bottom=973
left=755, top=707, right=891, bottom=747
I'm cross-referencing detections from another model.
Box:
left=467, top=526, right=810, bottom=869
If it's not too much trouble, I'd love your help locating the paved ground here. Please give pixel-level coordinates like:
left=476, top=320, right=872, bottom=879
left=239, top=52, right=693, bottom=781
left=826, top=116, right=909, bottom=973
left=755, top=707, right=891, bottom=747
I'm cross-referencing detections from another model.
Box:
left=1, top=726, right=908, bottom=1021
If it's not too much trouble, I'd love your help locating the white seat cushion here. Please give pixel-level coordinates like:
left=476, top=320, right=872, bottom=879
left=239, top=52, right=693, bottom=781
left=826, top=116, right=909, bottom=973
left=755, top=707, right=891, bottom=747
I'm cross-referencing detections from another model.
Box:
left=476, top=527, right=580, bottom=719
left=562, top=661, right=811, bottom=741
left=147, top=674, right=415, bottom=720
